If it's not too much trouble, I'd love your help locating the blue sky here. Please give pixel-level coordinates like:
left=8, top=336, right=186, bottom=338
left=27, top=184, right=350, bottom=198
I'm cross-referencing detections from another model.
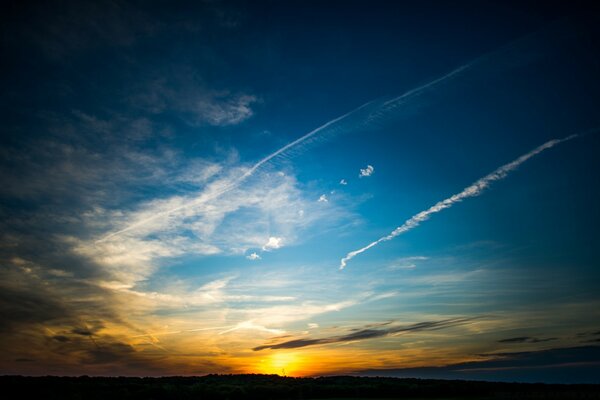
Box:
left=1, top=0, right=600, bottom=381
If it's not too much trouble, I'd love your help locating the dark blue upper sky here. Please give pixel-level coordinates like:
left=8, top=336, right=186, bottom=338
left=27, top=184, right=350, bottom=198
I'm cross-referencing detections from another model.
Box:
left=1, top=0, right=599, bottom=381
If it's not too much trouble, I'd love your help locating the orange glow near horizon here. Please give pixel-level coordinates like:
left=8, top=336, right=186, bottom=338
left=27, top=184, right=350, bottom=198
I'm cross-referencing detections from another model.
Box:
left=254, top=352, right=303, bottom=376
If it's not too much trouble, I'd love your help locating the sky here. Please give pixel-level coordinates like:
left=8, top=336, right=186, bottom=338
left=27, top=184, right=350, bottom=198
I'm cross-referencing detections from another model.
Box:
left=1, top=0, right=600, bottom=383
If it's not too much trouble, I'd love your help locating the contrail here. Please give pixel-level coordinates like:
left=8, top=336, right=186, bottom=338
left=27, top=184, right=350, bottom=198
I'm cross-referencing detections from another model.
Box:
left=97, top=102, right=375, bottom=243
left=97, top=64, right=473, bottom=243
left=383, top=64, right=472, bottom=106
left=339, top=134, right=579, bottom=270
left=97, top=21, right=577, bottom=243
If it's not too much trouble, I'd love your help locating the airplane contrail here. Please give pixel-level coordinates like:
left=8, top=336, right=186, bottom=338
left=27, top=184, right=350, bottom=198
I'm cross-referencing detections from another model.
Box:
left=97, top=21, right=577, bottom=243
left=339, top=134, right=579, bottom=270
left=96, top=101, right=376, bottom=243
left=384, top=64, right=472, bottom=106
left=97, top=64, right=473, bottom=243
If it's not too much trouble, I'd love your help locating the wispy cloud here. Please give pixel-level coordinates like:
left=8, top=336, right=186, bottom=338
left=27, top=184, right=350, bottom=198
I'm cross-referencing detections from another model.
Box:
left=97, top=55, right=480, bottom=243
left=219, top=321, right=284, bottom=336
left=127, top=64, right=260, bottom=127
left=340, top=134, right=578, bottom=269
left=354, top=345, right=600, bottom=384
left=98, top=20, right=590, bottom=243
left=359, top=165, right=374, bottom=178
left=97, top=101, right=376, bottom=242
left=339, top=179, right=348, bottom=185
left=498, top=336, right=557, bottom=344
left=78, top=168, right=350, bottom=286
left=107, top=276, right=297, bottom=312
left=318, top=194, right=328, bottom=203
left=388, top=256, right=428, bottom=271
left=253, top=317, right=477, bottom=351
left=193, top=93, right=258, bottom=126
left=228, top=290, right=398, bottom=329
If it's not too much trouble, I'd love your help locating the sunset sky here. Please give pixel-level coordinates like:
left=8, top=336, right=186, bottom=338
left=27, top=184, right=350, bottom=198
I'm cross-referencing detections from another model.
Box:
left=1, top=0, right=600, bottom=383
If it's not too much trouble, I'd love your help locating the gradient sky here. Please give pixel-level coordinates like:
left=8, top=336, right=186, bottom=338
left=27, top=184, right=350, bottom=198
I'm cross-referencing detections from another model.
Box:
left=1, top=0, right=600, bottom=383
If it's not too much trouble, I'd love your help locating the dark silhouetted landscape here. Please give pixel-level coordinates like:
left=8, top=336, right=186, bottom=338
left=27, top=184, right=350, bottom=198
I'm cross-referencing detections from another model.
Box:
left=2, top=374, right=600, bottom=399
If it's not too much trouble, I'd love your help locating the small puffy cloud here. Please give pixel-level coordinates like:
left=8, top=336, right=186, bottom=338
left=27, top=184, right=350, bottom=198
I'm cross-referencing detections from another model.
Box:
left=318, top=194, right=328, bottom=203
left=246, top=252, right=261, bottom=260
left=262, top=236, right=283, bottom=251
left=339, top=179, right=347, bottom=185
left=359, top=165, right=374, bottom=178
left=308, top=323, right=319, bottom=329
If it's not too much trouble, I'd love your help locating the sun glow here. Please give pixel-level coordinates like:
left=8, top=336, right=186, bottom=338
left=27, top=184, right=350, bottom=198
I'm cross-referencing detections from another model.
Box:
left=256, top=352, right=303, bottom=376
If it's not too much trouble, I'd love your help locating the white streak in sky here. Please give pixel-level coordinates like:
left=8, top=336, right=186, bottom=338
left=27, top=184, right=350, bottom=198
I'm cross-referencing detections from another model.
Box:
left=98, top=63, right=476, bottom=243
left=97, top=102, right=375, bottom=242
left=131, top=325, right=233, bottom=338
left=95, top=22, right=583, bottom=243
left=383, top=64, right=472, bottom=106
left=339, top=134, right=578, bottom=270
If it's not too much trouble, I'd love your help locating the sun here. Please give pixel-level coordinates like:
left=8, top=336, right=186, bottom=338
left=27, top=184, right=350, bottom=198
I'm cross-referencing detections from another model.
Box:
left=256, top=352, right=302, bottom=376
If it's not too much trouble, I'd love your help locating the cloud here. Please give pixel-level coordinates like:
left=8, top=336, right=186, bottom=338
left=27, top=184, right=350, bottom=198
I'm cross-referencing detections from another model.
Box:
left=191, top=93, right=258, bottom=126
left=388, top=256, right=428, bottom=271
left=139, top=80, right=258, bottom=127
left=340, top=179, right=347, bottom=185
left=498, top=336, right=557, bottom=343
left=246, top=252, right=261, bottom=260
left=0, top=259, right=174, bottom=374
left=0, top=113, right=176, bottom=208
left=70, top=231, right=224, bottom=285
left=218, top=321, right=284, bottom=336
left=359, top=165, right=374, bottom=178
left=262, top=237, right=283, bottom=251
left=76, top=167, right=351, bottom=286
left=253, top=317, right=476, bottom=351
left=355, top=346, right=600, bottom=384
left=98, top=48, right=484, bottom=243
left=340, top=134, right=578, bottom=269
left=318, top=194, right=328, bottom=203
left=227, top=290, right=395, bottom=329
left=105, top=22, right=560, bottom=241
left=19, top=20, right=581, bottom=246
left=128, top=291, right=367, bottom=343
left=122, top=279, right=296, bottom=312
left=97, top=99, right=377, bottom=242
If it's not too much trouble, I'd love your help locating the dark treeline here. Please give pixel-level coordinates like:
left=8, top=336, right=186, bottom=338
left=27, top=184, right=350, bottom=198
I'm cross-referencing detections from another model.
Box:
left=1, top=374, right=600, bottom=399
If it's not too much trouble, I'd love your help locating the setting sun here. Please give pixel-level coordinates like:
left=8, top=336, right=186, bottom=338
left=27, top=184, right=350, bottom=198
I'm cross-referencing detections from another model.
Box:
left=256, top=352, right=303, bottom=376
